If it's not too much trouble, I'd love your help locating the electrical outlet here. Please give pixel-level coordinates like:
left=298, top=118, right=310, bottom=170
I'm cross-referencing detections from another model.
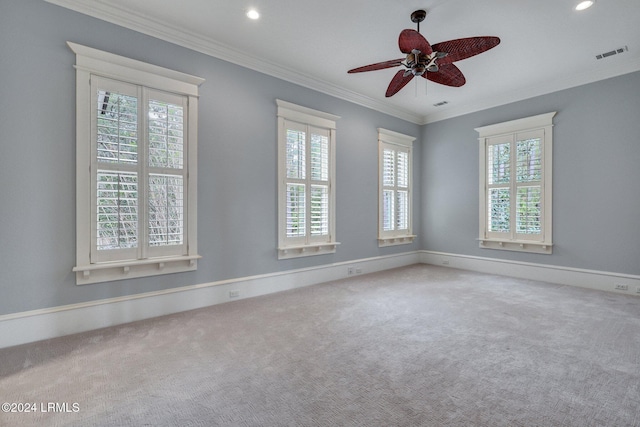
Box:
left=614, top=284, right=628, bottom=291
left=442, top=259, right=450, bottom=265
left=636, top=286, right=640, bottom=294
left=229, top=290, right=240, bottom=299
left=355, top=268, right=363, bottom=274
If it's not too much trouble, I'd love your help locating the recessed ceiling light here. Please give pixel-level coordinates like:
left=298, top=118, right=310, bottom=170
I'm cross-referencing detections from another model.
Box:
left=246, top=9, right=260, bottom=20
left=575, top=1, right=595, bottom=11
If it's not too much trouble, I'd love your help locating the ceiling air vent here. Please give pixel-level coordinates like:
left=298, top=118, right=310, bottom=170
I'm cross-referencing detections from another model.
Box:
left=433, top=101, right=449, bottom=107
left=596, top=46, right=628, bottom=60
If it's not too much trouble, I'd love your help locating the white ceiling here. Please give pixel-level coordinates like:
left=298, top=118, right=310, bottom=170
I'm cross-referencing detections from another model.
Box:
left=47, top=0, right=640, bottom=124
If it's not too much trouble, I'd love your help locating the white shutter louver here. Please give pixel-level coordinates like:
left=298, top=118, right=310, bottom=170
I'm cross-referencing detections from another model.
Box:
left=310, top=130, right=329, bottom=237
left=147, top=97, right=186, bottom=249
left=94, top=84, right=140, bottom=259
left=96, top=90, right=138, bottom=164
left=96, top=171, right=138, bottom=251
left=148, top=174, right=184, bottom=246
left=515, top=136, right=542, bottom=235
left=148, top=100, right=184, bottom=169
left=396, top=151, right=409, bottom=231
left=286, top=184, right=306, bottom=237
left=486, top=141, right=511, bottom=234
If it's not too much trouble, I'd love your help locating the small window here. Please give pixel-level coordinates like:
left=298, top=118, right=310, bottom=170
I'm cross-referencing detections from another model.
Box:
left=378, top=128, right=416, bottom=247
left=69, top=42, right=204, bottom=284
left=277, top=100, right=339, bottom=259
left=476, top=112, right=556, bottom=254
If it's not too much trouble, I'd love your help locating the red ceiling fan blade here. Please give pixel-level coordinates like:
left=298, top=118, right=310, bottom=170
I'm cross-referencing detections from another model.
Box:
left=399, top=29, right=432, bottom=55
left=347, top=58, right=405, bottom=73
left=432, top=37, right=500, bottom=64
left=386, top=70, right=414, bottom=97
left=423, top=63, right=466, bottom=87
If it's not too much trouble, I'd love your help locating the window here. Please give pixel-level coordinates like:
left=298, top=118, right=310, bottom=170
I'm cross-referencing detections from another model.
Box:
left=476, top=112, right=556, bottom=254
left=277, top=100, right=339, bottom=259
left=378, top=128, right=416, bottom=247
left=69, top=42, right=204, bottom=284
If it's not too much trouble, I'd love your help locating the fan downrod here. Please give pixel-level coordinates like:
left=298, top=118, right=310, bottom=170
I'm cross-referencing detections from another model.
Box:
left=410, top=9, right=427, bottom=32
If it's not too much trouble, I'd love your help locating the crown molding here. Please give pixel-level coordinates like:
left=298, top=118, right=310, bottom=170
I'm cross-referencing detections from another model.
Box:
left=44, top=0, right=424, bottom=124
left=423, top=56, right=640, bottom=124
left=45, top=0, right=640, bottom=126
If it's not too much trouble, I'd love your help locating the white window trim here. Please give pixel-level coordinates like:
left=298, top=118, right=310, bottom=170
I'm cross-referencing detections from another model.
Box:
left=476, top=112, right=556, bottom=254
left=69, top=42, right=204, bottom=284
left=276, top=100, right=340, bottom=259
left=377, top=128, right=416, bottom=247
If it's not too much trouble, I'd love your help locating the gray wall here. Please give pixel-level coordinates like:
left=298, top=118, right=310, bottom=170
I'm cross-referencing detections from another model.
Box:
left=422, top=71, right=640, bottom=275
left=0, top=0, right=421, bottom=315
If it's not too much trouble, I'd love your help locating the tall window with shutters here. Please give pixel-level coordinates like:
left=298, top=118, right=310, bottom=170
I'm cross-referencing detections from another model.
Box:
left=277, top=100, right=339, bottom=259
left=378, top=128, right=416, bottom=247
left=69, top=42, right=204, bottom=284
left=476, top=112, right=555, bottom=254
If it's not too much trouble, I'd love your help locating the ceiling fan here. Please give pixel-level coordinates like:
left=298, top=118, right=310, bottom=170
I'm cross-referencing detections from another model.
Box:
left=348, top=9, right=500, bottom=97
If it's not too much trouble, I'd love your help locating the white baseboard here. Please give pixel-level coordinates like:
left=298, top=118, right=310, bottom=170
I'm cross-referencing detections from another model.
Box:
left=420, top=250, right=640, bottom=295
left=0, top=252, right=420, bottom=349
left=4, top=250, right=638, bottom=349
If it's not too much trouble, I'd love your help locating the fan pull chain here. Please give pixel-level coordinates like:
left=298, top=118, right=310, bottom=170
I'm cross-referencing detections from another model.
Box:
left=413, top=78, right=428, bottom=98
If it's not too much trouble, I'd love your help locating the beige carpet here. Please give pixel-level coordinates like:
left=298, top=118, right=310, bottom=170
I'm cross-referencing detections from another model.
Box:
left=1, top=265, right=640, bottom=426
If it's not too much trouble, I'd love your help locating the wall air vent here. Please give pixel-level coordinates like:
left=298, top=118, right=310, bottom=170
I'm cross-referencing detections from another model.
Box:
left=596, top=46, right=628, bottom=60
left=433, top=101, right=449, bottom=107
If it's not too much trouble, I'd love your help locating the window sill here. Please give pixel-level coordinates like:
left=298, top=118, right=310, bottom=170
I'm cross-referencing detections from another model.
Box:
left=378, top=235, right=416, bottom=247
left=73, top=255, right=201, bottom=285
left=478, top=239, right=552, bottom=254
left=278, top=243, right=340, bottom=260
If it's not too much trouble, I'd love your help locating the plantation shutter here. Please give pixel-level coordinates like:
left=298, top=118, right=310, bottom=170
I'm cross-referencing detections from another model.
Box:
left=309, top=126, right=330, bottom=239
left=146, top=89, right=188, bottom=258
left=485, top=130, right=545, bottom=242
left=90, top=77, right=188, bottom=263
left=91, top=77, right=140, bottom=263
left=514, top=129, right=544, bottom=240
left=486, top=134, right=512, bottom=239
left=283, top=120, right=331, bottom=245
left=396, top=149, right=409, bottom=231
left=381, top=144, right=410, bottom=232
left=382, top=148, right=396, bottom=231
left=284, top=121, right=307, bottom=243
